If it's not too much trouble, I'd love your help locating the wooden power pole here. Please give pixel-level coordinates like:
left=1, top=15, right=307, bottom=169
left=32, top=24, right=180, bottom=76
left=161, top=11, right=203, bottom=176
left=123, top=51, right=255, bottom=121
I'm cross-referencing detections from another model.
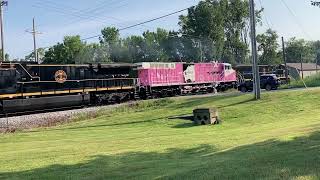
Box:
left=281, top=37, right=289, bottom=82
left=0, top=0, right=8, bottom=63
left=249, top=0, right=260, bottom=100
left=32, top=18, right=38, bottom=63
left=26, top=18, right=41, bottom=63
left=300, top=54, right=304, bottom=79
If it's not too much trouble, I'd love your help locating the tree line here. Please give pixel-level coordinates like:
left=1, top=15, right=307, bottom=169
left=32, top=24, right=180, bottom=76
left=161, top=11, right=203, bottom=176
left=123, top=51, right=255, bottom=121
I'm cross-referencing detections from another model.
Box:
left=19, top=0, right=320, bottom=65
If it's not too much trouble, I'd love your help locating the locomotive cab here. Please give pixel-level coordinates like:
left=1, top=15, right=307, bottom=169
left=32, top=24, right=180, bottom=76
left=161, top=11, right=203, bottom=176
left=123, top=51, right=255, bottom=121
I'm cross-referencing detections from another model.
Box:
left=0, top=67, right=19, bottom=94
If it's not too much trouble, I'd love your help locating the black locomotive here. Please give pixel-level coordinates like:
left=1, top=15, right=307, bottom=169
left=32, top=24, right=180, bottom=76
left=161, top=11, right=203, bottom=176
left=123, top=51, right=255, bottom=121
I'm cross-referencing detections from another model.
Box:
left=0, top=62, right=138, bottom=114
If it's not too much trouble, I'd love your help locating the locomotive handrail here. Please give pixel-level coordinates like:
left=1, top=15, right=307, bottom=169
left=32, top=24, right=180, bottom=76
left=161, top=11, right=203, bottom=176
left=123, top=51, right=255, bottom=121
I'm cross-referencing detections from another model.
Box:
left=16, top=63, right=40, bottom=80
left=1, top=78, right=137, bottom=99
left=17, top=78, right=138, bottom=84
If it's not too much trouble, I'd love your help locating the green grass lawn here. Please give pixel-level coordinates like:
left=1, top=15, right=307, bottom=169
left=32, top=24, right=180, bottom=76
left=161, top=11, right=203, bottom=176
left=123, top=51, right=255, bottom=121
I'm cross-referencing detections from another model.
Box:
left=1, top=89, right=320, bottom=180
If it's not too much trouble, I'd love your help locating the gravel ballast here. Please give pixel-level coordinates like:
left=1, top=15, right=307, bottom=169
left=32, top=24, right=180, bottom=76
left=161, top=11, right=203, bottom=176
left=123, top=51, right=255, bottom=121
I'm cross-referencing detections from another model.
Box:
left=0, top=104, right=122, bottom=133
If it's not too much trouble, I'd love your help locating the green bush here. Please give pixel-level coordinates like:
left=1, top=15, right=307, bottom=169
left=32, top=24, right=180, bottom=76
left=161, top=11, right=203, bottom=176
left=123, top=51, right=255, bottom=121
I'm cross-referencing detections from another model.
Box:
left=282, top=73, right=320, bottom=89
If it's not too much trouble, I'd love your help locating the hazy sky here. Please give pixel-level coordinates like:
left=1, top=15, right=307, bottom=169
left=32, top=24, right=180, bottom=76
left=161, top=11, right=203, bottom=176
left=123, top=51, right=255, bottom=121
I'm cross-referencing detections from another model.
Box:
left=3, top=0, right=319, bottom=59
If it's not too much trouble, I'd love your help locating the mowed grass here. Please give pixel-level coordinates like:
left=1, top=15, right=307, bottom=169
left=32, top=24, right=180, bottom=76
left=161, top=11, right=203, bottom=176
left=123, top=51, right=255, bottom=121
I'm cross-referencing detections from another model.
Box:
left=1, top=89, right=320, bottom=179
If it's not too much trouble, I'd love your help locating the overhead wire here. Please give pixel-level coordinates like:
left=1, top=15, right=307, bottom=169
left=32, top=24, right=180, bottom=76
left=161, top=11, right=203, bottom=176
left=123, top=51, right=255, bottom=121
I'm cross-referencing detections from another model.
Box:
left=32, top=0, right=124, bottom=26
left=32, top=0, right=151, bottom=33
left=27, top=4, right=192, bottom=55
left=257, top=0, right=273, bottom=30
left=81, top=7, right=190, bottom=41
left=26, top=0, right=159, bottom=54
left=280, top=0, right=312, bottom=39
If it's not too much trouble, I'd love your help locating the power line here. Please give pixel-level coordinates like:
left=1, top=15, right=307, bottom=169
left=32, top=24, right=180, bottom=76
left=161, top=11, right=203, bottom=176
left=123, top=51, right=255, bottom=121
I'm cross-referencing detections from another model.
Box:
left=280, top=0, right=312, bottom=39
left=31, top=5, right=191, bottom=55
left=257, top=0, right=273, bottom=30
left=31, top=0, right=127, bottom=28
left=82, top=7, right=190, bottom=41
left=119, top=8, right=189, bottom=31
left=31, top=0, right=154, bottom=35
left=31, top=0, right=161, bottom=43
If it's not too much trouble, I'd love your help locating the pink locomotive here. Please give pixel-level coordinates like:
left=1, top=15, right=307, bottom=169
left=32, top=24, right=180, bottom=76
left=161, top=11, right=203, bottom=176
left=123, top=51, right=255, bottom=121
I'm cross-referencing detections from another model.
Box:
left=136, top=62, right=237, bottom=98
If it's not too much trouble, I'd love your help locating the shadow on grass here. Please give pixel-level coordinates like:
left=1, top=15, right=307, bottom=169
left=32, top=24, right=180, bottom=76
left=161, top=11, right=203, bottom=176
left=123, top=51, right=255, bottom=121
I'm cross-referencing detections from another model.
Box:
left=2, top=132, right=320, bottom=179
left=27, top=117, right=166, bottom=133
left=171, top=94, right=240, bottom=109
left=172, top=93, right=251, bottom=110
left=218, top=98, right=255, bottom=109
left=171, top=122, right=195, bottom=128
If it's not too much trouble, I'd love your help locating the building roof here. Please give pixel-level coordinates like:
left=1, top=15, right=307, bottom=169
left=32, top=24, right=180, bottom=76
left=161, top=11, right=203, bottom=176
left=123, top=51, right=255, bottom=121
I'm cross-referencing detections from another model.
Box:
left=286, top=63, right=320, bottom=71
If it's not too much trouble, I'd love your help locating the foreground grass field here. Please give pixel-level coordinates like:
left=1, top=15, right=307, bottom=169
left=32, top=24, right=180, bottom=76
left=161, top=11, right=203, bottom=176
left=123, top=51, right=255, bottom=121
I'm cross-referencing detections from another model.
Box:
left=1, top=89, right=320, bottom=179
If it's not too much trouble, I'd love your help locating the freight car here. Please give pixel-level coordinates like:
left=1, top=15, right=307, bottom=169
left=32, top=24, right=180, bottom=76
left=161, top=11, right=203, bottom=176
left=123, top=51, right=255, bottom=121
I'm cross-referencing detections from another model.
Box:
left=0, top=61, right=237, bottom=114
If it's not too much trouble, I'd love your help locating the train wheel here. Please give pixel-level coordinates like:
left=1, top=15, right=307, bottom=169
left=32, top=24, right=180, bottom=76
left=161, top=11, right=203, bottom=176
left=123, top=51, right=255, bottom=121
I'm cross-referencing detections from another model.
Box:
left=240, top=87, right=247, bottom=93
left=265, top=84, right=272, bottom=91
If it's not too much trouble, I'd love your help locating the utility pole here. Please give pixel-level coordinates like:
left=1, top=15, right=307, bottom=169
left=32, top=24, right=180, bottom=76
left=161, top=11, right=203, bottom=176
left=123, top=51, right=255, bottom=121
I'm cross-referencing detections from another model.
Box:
left=0, top=1, right=8, bottom=63
left=26, top=18, right=41, bottom=64
left=199, top=41, right=203, bottom=62
left=300, top=54, right=304, bottom=79
left=316, top=54, right=318, bottom=73
left=316, top=51, right=319, bottom=73
left=249, top=0, right=260, bottom=100
left=32, top=18, right=38, bottom=63
left=281, top=37, right=289, bottom=83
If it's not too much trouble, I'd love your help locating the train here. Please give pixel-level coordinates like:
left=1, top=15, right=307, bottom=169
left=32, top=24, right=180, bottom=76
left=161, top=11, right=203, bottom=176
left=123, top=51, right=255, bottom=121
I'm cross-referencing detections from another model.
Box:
left=0, top=61, right=237, bottom=114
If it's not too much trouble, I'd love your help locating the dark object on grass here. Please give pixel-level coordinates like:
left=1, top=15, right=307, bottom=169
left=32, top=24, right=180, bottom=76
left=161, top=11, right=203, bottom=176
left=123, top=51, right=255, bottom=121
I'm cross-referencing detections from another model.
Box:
left=193, top=108, right=219, bottom=125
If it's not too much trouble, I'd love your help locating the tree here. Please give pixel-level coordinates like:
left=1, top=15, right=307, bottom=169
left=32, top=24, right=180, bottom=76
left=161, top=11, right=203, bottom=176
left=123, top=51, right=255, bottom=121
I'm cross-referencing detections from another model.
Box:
left=100, top=27, right=130, bottom=62
left=311, top=40, right=320, bottom=65
left=43, top=35, right=86, bottom=64
left=285, top=38, right=315, bottom=63
left=142, top=28, right=169, bottom=62
left=124, top=35, right=145, bottom=63
left=40, top=1, right=266, bottom=65
left=0, top=51, right=9, bottom=62
left=179, top=0, right=226, bottom=61
left=256, top=29, right=281, bottom=65
left=100, top=27, right=120, bottom=44
left=223, top=0, right=251, bottom=64
left=76, top=43, right=111, bottom=64
left=25, top=48, right=45, bottom=62
left=179, top=0, right=262, bottom=64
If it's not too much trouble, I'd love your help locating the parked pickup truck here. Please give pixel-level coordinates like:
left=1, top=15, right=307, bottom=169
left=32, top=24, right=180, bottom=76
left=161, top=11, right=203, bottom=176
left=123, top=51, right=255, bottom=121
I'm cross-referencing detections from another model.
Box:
left=238, top=74, right=280, bottom=92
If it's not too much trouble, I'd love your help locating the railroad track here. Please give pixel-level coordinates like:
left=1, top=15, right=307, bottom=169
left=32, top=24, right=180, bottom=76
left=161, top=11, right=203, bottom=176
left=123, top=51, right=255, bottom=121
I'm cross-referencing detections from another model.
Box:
left=0, top=105, right=87, bottom=118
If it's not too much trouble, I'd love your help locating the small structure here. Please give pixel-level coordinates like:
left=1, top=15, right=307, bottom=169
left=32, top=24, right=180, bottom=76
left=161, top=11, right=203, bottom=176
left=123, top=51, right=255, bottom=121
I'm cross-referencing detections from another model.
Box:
left=193, top=108, right=219, bottom=125
left=287, top=63, right=320, bottom=79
